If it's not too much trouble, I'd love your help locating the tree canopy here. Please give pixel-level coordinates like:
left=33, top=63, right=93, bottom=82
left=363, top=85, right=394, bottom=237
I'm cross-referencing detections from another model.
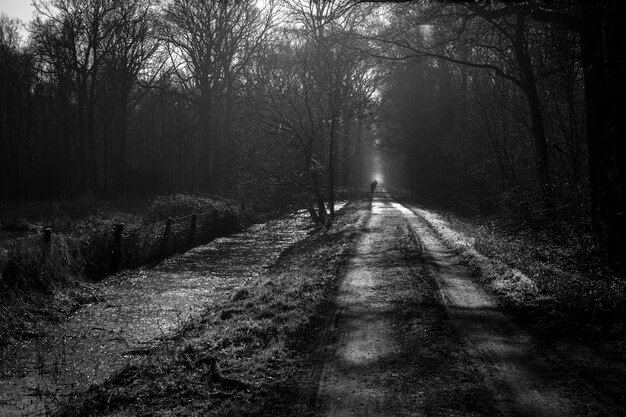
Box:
left=1, top=0, right=624, bottom=265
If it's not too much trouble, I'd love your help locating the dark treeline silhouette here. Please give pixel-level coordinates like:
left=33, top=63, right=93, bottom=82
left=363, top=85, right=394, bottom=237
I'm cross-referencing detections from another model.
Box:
left=0, top=0, right=376, bottom=221
left=1, top=0, right=287, bottom=198
left=1, top=1, right=625, bottom=265
left=373, top=1, right=626, bottom=267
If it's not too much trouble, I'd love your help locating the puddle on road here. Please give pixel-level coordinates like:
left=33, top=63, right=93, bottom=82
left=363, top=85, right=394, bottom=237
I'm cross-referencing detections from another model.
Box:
left=0, top=203, right=345, bottom=416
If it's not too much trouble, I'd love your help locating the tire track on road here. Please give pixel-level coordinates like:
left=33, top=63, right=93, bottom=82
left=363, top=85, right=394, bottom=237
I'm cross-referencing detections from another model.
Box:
left=309, top=192, right=498, bottom=417
left=396, top=195, right=617, bottom=417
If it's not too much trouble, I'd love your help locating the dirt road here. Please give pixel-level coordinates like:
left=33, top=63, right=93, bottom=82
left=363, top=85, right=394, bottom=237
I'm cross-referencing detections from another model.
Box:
left=308, top=190, right=617, bottom=416
left=1, top=193, right=620, bottom=416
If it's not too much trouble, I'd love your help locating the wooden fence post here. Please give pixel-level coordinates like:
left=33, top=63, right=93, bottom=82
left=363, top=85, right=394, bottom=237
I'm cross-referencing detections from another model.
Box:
left=161, top=217, right=172, bottom=257
left=211, top=210, right=219, bottom=240
left=128, top=230, right=139, bottom=267
left=43, top=228, right=52, bottom=256
left=188, top=214, right=197, bottom=246
left=111, top=223, right=124, bottom=273
left=203, top=214, right=212, bottom=241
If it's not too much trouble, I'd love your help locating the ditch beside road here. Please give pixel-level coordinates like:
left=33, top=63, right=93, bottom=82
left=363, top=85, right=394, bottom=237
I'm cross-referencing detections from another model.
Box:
left=0, top=207, right=333, bottom=416
left=1, top=191, right=623, bottom=416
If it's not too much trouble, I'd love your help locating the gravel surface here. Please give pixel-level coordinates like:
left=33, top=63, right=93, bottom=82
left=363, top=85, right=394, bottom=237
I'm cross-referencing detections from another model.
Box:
left=303, top=190, right=620, bottom=416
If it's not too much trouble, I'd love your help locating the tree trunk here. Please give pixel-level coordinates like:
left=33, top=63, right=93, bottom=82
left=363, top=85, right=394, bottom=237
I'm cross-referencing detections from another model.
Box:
left=580, top=1, right=626, bottom=266
left=77, top=86, right=88, bottom=193
left=311, top=168, right=327, bottom=222
left=200, top=93, right=213, bottom=192
left=114, top=72, right=129, bottom=193
left=221, top=81, right=235, bottom=192
left=514, top=13, right=555, bottom=220
left=87, top=93, right=99, bottom=193
left=328, top=119, right=336, bottom=219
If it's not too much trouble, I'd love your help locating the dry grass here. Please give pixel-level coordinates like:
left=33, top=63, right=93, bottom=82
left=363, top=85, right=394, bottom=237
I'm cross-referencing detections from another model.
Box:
left=0, top=194, right=245, bottom=347
left=433, top=211, right=626, bottom=323
left=393, top=193, right=626, bottom=410
left=393, top=190, right=626, bottom=328
left=53, top=200, right=368, bottom=417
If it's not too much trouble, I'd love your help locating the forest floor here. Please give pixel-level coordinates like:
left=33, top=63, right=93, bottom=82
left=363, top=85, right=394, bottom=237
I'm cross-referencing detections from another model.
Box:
left=1, top=190, right=624, bottom=416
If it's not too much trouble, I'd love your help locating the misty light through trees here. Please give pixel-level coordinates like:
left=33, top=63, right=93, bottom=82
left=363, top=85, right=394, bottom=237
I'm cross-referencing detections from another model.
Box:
left=3, top=2, right=626, bottom=415
left=1, top=0, right=625, bottom=264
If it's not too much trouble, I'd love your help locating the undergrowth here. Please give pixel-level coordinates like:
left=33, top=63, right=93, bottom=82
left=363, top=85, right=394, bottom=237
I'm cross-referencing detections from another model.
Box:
left=53, top=199, right=367, bottom=417
left=147, top=194, right=220, bottom=222
left=0, top=193, right=244, bottom=347
left=398, top=195, right=626, bottom=412
left=410, top=202, right=626, bottom=333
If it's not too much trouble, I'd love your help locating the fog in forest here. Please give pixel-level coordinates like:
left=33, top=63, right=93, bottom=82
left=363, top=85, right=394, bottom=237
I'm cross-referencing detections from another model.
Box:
left=2, top=1, right=626, bottom=415
left=1, top=0, right=624, bottom=263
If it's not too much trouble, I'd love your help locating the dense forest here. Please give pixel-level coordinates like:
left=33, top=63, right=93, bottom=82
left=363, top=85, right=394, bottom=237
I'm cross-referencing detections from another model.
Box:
left=1, top=0, right=625, bottom=266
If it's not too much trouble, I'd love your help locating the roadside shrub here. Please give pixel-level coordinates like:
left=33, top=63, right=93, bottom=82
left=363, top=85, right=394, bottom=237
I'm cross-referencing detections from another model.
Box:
left=0, top=234, right=82, bottom=294
left=335, top=186, right=369, bottom=201
left=147, top=194, right=217, bottom=222
left=0, top=248, right=8, bottom=292
left=80, top=227, right=116, bottom=279
left=424, top=207, right=626, bottom=323
left=538, top=270, right=626, bottom=320
left=0, top=194, right=246, bottom=296
left=1, top=217, right=39, bottom=232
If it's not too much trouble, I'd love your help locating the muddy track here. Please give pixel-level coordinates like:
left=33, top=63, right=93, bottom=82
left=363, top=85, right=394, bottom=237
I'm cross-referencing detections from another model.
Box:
left=306, top=190, right=619, bottom=416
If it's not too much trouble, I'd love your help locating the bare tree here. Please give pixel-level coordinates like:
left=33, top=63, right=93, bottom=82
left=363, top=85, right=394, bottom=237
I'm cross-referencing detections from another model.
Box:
left=32, top=0, right=120, bottom=192
left=579, top=1, right=626, bottom=265
left=0, top=14, right=31, bottom=197
left=272, top=0, right=376, bottom=219
left=160, top=0, right=276, bottom=192
left=100, top=0, right=159, bottom=192
left=0, top=13, right=22, bottom=47
left=371, top=2, right=557, bottom=219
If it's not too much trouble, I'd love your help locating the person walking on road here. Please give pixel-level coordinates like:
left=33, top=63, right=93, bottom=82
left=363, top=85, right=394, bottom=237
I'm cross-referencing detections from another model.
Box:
left=370, top=180, right=378, bottom=195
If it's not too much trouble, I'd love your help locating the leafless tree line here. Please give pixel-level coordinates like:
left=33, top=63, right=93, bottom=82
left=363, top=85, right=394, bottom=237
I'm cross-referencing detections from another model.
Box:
left=1, top=1, right=625, bottom=264
left=0, top=0, right=376, bottom=219
left=370, top=1, right=626, bottom=266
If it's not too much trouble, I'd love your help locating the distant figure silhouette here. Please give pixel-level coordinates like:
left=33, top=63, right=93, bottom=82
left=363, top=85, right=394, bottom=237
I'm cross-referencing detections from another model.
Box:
left=370, top=180, right=378, bottom=195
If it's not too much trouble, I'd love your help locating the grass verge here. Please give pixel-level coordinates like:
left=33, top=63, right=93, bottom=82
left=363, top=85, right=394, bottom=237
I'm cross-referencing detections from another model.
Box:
left=396, top=193, right=626, bottom=410
left=53, top=199, right=369, bottom=417
left=411, top=205, right=625, bottom=329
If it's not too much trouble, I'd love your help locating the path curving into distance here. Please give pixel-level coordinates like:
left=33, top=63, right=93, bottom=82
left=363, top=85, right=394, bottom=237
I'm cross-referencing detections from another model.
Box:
left=309, top=189, right=616, bottom=417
